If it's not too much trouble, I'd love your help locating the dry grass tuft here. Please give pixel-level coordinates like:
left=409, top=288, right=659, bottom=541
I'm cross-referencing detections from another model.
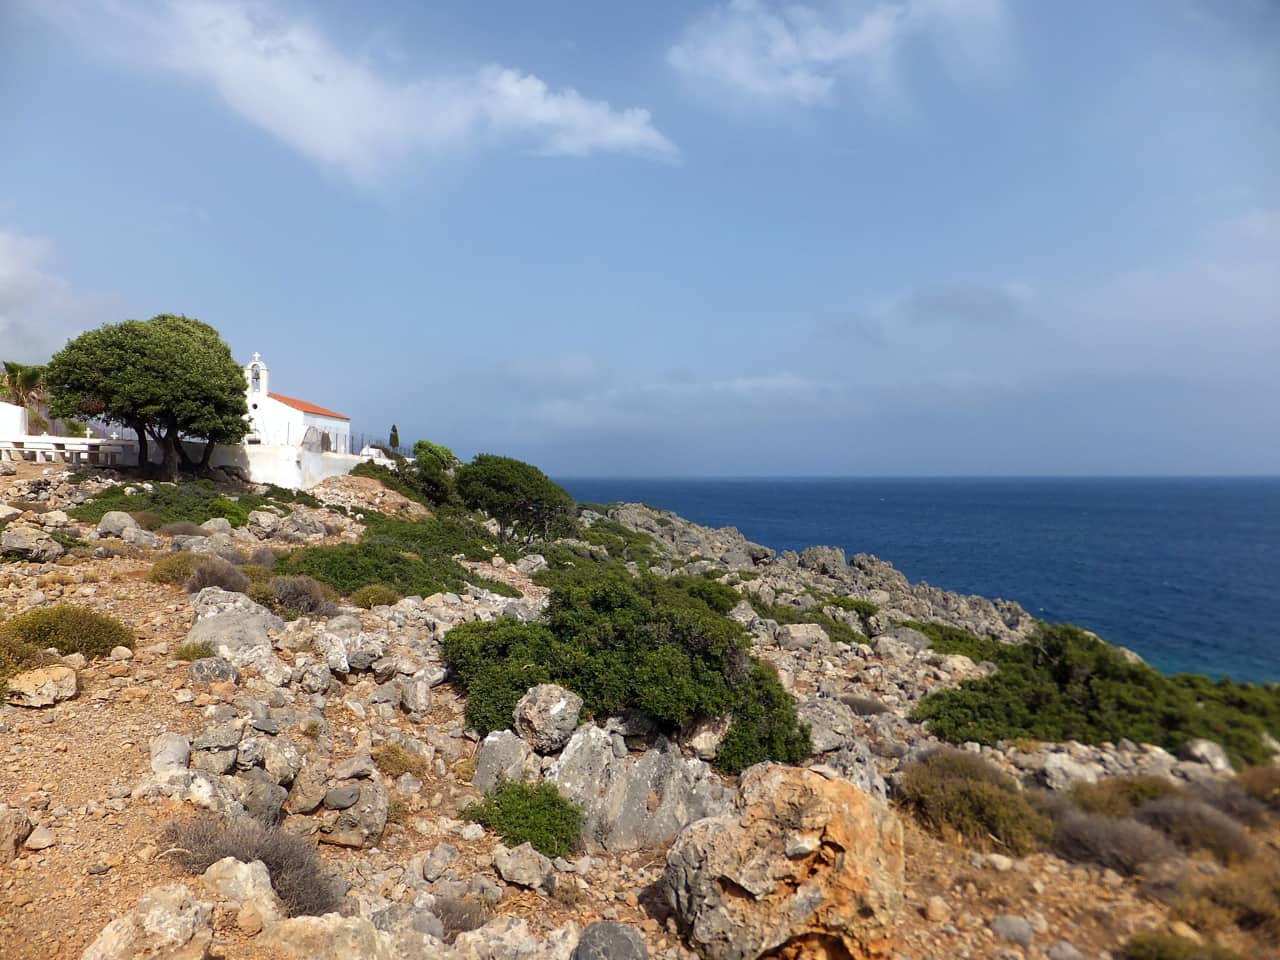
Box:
left=372, top=743, right=431, bottom=782
left=161, top=814, right=343, bottom=917
left=1135, top=796, right=1254, bottom=864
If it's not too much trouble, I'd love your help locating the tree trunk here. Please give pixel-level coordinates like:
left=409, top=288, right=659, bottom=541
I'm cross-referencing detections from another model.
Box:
left=198, top=440, right=216, bottom=473
left=130, top=419, right=149, bottom=471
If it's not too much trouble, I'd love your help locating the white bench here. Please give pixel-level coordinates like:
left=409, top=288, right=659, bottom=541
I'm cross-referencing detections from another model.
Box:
left=0, top=437, right=137, bottom=466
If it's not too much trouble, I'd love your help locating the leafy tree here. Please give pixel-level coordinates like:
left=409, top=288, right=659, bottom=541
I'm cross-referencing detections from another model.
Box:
left=455, top=453, right=575, bottom=544
left=388, top=424, right=400, bottom=451
left=46, top=315, right=249, bottom=478
left=412, top=439, right=458, bottom=471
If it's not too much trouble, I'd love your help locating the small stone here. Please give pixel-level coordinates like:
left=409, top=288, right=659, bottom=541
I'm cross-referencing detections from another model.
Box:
left=323, top=783, right=361, bottom=810
left=24, top=825, right=55, bottom=850
left=573, top=921, right=649, bottom=960
left=109, top=646, right=134, bottom=661
left=1168, top=921, right=1202, bottom=944
left=985, top=853, right=1014, bottom=872
left=87, top=862, right=111, bottom=875
left=924, top=895, right=951, bottom=923
left=991, top=914, right=1035, bottom=947
left=1047, top=941, right=1087, bottom=960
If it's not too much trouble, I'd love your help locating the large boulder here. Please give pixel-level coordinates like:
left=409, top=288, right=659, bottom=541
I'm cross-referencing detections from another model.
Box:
left=5, top=665, right=77, bottom=707
left=548, top=726, right=731, bottom=853
left=660, top=764, right=904, bottom=960
left=796, top=697, right=858, bottom=755
left=80, top=883, right=214, bottom=960
left=776, top=623, right=829, bottom=651
left=96, top=511, right=140, bottom=538
left=474, top=730, right=535, bottom=793
left=0, top=524, right=63, bottom=561
left=318, top=775, right=388, bottom=848
left=514, top=684, right=583, bottom=754
left=185, top=591, right=291, bottom=687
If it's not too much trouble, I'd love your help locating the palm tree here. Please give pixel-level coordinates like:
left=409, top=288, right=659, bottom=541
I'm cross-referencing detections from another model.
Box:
left=0, top=361, right=46, bottom=408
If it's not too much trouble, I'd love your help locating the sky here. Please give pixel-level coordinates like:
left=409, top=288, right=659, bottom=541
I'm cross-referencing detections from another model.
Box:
left=1, top=0, right=1277, bottom=476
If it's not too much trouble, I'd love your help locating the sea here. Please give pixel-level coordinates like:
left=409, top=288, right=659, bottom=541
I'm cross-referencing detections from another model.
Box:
left=557, top=477, right=1280, bottom=685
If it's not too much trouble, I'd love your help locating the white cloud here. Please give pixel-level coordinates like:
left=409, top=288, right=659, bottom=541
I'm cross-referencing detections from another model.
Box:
left=34, top=0, right=675, bottom=181
left=0, top=229, right=118, bottom=362
left=668, top=0, right=1008, bottom=107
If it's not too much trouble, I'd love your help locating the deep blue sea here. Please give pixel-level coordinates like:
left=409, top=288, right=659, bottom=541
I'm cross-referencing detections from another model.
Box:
left=558, top=478, right=1280, bottom=684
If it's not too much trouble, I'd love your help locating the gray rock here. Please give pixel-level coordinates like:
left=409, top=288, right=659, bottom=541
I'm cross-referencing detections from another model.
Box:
left=80, top=883, right=214, bottom=960
left=474, top=730, right=534, bottom=793
left=122, top=526, right=162, bottom=549
left=399, top=679, right=433, bottom=715
left=1179, top=737, right=1232, bottom=772
left=421, top=843, right=459, bottom=882
left=319, top=777, right=388, bottom=849
left=234, top=768, right=289, bottom=825
left=1041, top=753, right=1102, bottom=791
left=201, top=857, right=285, bottom=921
left=24, top=825, right=55, bottom=850
left=323, top=783, right=361, bottom=810
left=0, top=805, right=33, bottom=862
left=96, top=511, right=140, bottom=537
left=513, top=683, right=583, bottom=754
left=796, top=697, right=857, bottom=754
left=192, top=748, right=237, bottom=776
left=1047, top=942, right=1087, bottom=960
left=262, top=738, right=304, bottom=786
left=991, top=914, right=1035, bottom=947
left=775, top=622, right=828, bottom=650
left=549, top=725, right=732, bottom=853
left=150, top=733, right=191, bottom=775
left=298, top=662, right=332, bottom=694
left=189, top=657, right=238, bottom=684
left=573, top=922, right=649, bottom=960
left=236, top=736, right=266, bottom=769
left=827, top=740, right=889, bottom=803
left=493, top=842, right=554, bottom=889
left=285, top=760, right=329, bottom=815
left=200, top=517, right=234, bottom=535
left=193, top=723, right=242, bottom=751
left=332, top=754, right=377, bottom=780
left=0, top=524, right=64, bottom=561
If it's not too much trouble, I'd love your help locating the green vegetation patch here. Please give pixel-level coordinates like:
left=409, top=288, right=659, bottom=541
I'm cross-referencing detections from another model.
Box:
left=443, top=564, right=810, bottom=772
left=908, top=622, right=1280, bottom=765
left=750, top=596, right=867, bottom=647
left=0, top=604, right=133, bottom=660
left=463, top=780, right=584, bottom=858
left=71, top=480, right=311, bottom=529
left=1120, top=934, right=1246, bottom=960
left=350, top=584, right=402, bottom=609
left=578, top=518, right=662, bottom=568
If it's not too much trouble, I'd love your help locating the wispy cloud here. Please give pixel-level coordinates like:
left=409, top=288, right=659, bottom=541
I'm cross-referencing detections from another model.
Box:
left=0, top=229, right=118, bottom=362
left=33, top=0, right=675, bottom=182
left=668, top=0, right=1009, bottom=107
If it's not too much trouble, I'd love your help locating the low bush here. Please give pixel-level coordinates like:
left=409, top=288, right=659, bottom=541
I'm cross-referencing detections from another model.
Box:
left=130, top=510, right=164, bottom=531
left=173, top=641, right=213, bottom=661
left=158, top=521, right=208, bottom=537
left=184, top=557, right=250, bottom=595
left=750, top=597, right=866, bottom=647
left=239, top=564, right=274, bottom=586
left=1120, top=934, right=1245, bottom=960
left=372, top=743, right=431, bottom=782
left=246, top=547, right=279, bottom=568
left=71, top=481, right=286, bottom=529
left=578, top=518, right=660, bottom=568
left=896, top=748, right=1051, bottom=855
left=161, top=814, right=342, bottom=917
left=1135, top=797, right=1254, bottom=864
left=0, top=605, right=132, bottom=659
left=267, top=575, right=336, bottom=617
left=1173, top=856, right=1280, bottom=939
left=1237, top=765, right=1280, bottom=810
left=148, top=552, right=201, bottom=585
left=715, top=662, right=813, bottom=775
left=826, top=595, right=879, bottom=618
left=463, top=780, right=583, bottom=858
left=351, top=584, right=401, bottom=609
left=908, top=622, right=1280, bottom=766
left=1049, top=806, right=1178, bottom=875
left=1185, top=779, right=1268, bottom=827
left=1071, top=776, right=1184, bottom=819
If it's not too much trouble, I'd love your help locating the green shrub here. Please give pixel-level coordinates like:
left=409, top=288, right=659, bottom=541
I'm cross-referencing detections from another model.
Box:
left=463, top=780, right=583, bottom=858
left=351, top=584, right=401, bottom=609
left=826, top=595, right=879, bottom=618
left=174, top=641, right=213, bottom=661
left=0, top=605, right=132, bottom=659
left=456, top=454, right=575, bottom=544
left=71, top=481, right=306, bottom=530
left=897, top=748, right=1051, bottom=855
left=148, top=552, right=201, bottom=585
left=1120, top=934, right=1245, bottom=960
left=909, top=622, right=1280, bottom=765
left=1071, top=776, right=1184, bottom=818
left=579, top=518, right=661, bottom=567
left=750, top=597, right=866, bottom=647
left=443, top=565, right=810, bottom=771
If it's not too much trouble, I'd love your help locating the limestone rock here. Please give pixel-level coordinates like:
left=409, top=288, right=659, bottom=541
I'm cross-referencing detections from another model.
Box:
left=0, top=805, right=33, bottom=862
left=550, top=726, right=732, bottom=854
left=150, top=733, right=192, bottom=775
left=494, top=842, right=554, bottom=889
left=318, top=776, right=388, bottom=848
left=80, top=883, right=214, bottom=960
left=1, top=523, right=64, bottom=561
left=6, top=665, right=77, bottom=707
left=660, top=764, right=904, bottom=960
left=259, top=914, right=406, bottom=960
left=474, top=730, right=534, bottom=793
left=514, top=684, right=584, bottom=754
left=1041, top=753, right=1102, bottom=791
left=573, top=922, right=648, bottom=960
left=776, top=622, right=829, bottom=650
left=1179, top=738, right=1232, bottom=772
left=201, top=857, right=285, bottom=921
left=96, top=511, right=140, bottom=537
left=797, top=696, right=858, bottom=754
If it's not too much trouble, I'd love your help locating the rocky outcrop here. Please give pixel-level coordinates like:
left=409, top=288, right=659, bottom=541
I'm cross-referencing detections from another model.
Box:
left=0, top=524, right=64, bottom=561
left=79, top=883, right=213, bottom=960
left=661, top=764, right=904, bottom=960
left=548, top=726, right=731, bottom=853
left=514, top=684, right=583, bottom=754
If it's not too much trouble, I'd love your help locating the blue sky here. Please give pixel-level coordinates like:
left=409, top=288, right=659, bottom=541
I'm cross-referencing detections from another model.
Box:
left=2, top=0, right=1277, bottom=475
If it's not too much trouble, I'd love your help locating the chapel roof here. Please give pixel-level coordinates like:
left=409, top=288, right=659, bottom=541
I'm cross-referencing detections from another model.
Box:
left=267, top=392, right=350, bottom=421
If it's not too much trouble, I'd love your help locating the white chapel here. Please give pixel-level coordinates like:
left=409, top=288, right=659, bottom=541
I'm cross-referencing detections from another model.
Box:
left=243, top=353, right=351, bottom=454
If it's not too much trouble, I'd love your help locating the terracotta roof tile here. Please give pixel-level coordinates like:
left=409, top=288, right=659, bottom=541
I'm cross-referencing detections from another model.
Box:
left=267, top=392, right=350, bottom=421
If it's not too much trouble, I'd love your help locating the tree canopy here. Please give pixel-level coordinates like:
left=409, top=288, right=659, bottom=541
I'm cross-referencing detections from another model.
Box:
left=455, top=453, right=575, bottom=543
left=1, top=361, right=46, bottom=408
left=45, top=314, right=248, bottom=478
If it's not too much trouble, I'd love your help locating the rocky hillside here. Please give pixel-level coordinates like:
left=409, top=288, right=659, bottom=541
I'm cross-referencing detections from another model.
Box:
left=1, top=463, right=1277, bottom=960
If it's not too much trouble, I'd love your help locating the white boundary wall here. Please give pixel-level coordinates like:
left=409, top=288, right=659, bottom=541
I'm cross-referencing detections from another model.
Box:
left=0, top=402, right=29, bottom=437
